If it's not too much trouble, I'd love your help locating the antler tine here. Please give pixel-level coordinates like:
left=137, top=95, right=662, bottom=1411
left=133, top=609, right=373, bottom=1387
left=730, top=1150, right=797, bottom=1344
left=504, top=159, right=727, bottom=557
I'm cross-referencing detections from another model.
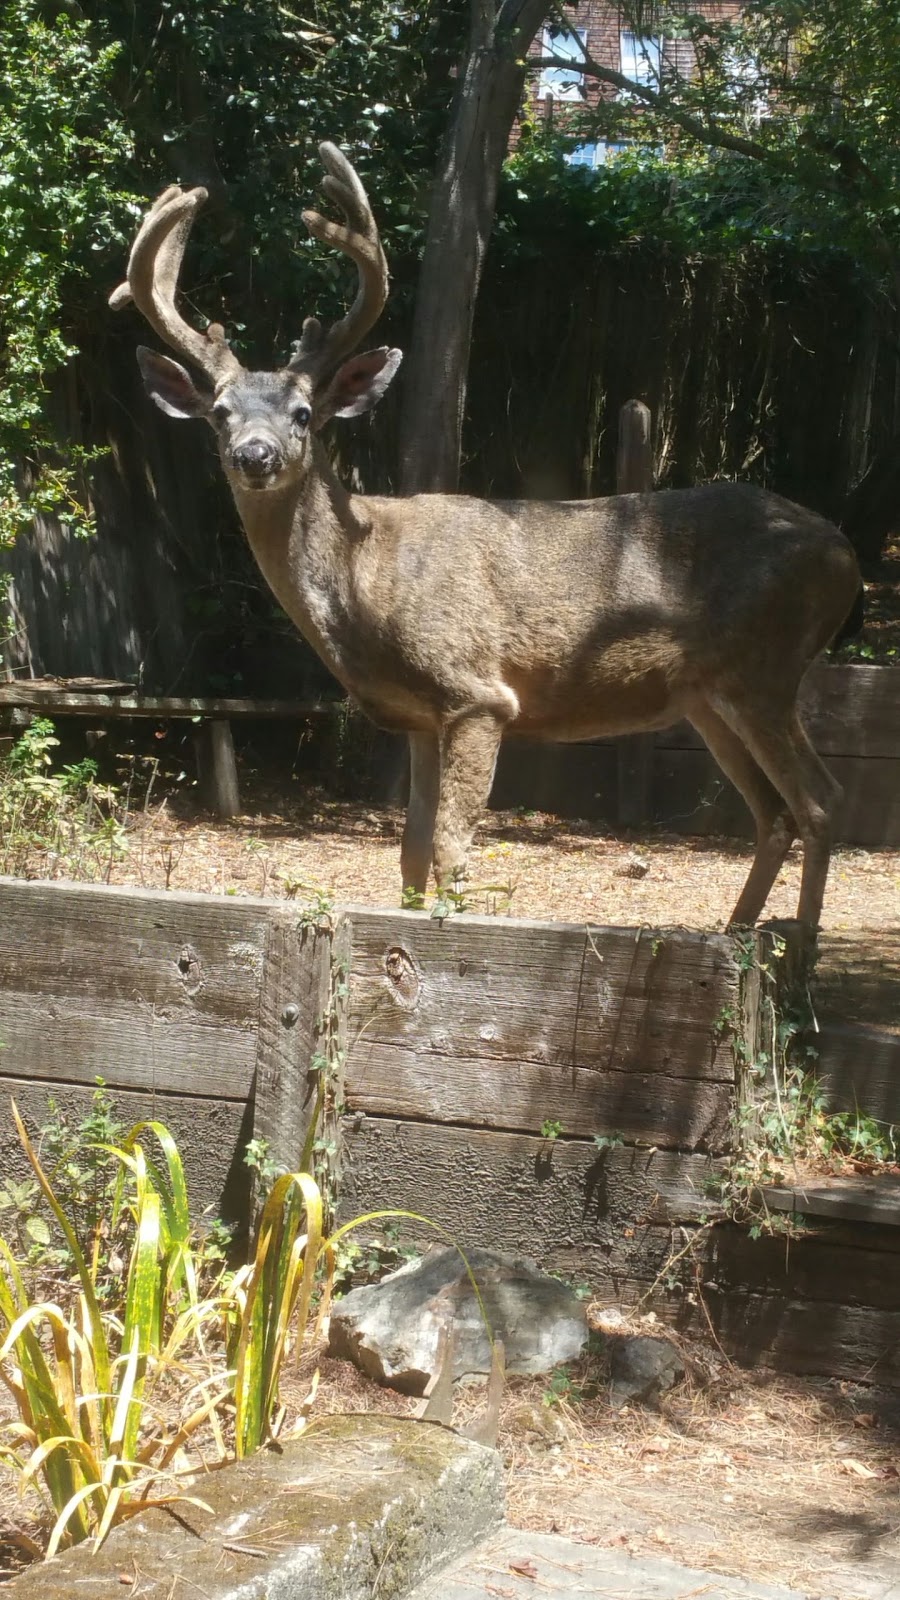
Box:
left=109, top=186, right=240, bottom=386
left=291, top=141, right=389, bottom=375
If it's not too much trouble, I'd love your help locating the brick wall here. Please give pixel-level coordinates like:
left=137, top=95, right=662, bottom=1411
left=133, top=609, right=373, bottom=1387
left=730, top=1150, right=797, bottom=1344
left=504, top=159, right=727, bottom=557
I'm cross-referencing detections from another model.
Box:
left=520, top=1, right=745, bottom=132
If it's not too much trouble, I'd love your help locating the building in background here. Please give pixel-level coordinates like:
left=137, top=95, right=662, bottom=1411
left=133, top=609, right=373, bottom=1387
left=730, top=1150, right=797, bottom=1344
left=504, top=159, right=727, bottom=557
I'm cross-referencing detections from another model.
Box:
left=523, top=2, right=745, bottom=167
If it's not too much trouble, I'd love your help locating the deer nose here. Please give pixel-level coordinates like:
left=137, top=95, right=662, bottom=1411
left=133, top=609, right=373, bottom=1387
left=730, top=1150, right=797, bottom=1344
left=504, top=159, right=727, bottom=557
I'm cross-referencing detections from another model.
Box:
left=232, top=439, right=279, bottom=477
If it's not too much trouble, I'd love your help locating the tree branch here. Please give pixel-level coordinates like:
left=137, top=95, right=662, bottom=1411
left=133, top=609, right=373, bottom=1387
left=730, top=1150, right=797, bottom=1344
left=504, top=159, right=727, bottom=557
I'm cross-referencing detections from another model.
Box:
left=533, top=47, right=796, bottom=170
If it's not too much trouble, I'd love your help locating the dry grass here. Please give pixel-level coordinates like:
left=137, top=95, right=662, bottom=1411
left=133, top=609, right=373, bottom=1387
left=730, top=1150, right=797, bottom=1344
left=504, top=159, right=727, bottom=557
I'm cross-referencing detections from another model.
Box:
left=27, top=779, right=897, bottom=934
left=273, top=1312, right=900, bottom=1600
left=43, top=781, right=898, bottom=1035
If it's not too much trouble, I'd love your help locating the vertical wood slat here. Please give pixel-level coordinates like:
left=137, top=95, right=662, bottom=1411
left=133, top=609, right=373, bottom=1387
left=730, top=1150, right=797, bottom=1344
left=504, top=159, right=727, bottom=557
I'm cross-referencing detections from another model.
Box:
left=253, top=911, right=351, bottom=1178
left=615, top=398, right=655, bottom=828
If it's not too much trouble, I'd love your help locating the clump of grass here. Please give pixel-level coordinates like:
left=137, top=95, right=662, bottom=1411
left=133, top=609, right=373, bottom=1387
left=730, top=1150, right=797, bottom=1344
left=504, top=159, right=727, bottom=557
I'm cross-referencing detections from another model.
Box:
left=0, top=718, right=127, bottom=881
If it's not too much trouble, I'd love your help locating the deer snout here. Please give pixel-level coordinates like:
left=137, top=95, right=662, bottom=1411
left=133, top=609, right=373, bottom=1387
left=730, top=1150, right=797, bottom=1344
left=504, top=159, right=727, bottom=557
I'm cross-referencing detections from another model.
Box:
left=232, top=438, right=281, bottom=478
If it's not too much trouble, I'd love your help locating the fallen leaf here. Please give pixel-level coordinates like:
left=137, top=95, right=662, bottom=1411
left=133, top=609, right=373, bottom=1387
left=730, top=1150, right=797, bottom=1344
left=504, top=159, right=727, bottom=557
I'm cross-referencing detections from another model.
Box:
left=510, top=1557, right=539, bottom=1580
left=639, top=1438, right=671, bottom=1457
left=840, top=1458, right=879, bottom=1478
left=853, top=1413, right=878, bottom=1429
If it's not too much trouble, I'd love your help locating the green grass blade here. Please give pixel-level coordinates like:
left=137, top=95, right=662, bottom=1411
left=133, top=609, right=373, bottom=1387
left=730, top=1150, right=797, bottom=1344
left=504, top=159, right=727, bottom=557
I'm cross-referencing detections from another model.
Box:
left=11, top=1102, right=112, bottom=1404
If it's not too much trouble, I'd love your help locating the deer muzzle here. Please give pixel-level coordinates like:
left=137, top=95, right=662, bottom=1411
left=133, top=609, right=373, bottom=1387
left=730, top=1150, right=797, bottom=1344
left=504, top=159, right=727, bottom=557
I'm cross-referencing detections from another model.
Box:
left=232, top=437, right=281, bottom=481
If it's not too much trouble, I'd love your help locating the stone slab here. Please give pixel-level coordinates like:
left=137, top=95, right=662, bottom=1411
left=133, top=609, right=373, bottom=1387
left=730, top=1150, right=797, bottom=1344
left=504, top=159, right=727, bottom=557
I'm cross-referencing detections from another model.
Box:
left=406, top=1527, right=832, bottom=1600
left=10, top=1415, right=502, bottom=1599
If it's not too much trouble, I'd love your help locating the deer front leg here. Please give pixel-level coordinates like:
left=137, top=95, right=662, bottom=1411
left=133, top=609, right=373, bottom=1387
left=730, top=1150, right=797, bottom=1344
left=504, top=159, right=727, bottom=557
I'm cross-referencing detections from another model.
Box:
left=401, top=730, right=440, bottom=894
left=432, top=709, right=505, bottom=888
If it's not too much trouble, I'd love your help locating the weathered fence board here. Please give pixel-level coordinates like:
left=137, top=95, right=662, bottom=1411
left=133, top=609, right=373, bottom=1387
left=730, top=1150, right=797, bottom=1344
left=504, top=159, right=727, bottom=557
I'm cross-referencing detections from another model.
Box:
left=340, top=1116, right=721, bottom=1272
left=0, top=879, right=270, bottom=1100
left=253, top=915, right=351, bottom=1179
left=493, top=665, right=900, bottom=844
left=345, top=912, right=740, bottom=1149
left=813, top=1022, right=900, bottom=1127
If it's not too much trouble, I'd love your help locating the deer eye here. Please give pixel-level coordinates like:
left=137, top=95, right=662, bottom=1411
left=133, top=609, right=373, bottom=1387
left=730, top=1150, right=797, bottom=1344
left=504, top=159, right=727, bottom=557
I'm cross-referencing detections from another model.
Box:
left=292, top=404, right=311, bottom=434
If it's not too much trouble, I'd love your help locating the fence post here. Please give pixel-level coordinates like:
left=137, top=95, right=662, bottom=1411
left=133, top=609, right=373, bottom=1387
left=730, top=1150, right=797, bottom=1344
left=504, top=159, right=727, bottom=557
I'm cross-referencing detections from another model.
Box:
left=616, top=398, right=653, bottom=495
left=253, top=910, right=351, bottom=1188
left=616, top=399, right=655, bottom=828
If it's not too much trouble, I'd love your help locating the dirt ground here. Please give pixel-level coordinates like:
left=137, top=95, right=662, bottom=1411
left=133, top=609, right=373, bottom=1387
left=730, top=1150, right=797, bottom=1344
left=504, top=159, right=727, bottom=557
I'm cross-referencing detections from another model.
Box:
left=79, top=781, right=900, bottom=1034
left=1, top=754, right=899, bottom=1586
left=284, top=1325, right=900, bottom=1600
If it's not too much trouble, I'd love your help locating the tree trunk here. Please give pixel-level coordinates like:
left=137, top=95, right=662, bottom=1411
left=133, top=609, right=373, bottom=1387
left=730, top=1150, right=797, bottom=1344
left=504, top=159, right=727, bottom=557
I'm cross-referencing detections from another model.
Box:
left=398, top=0, right=551, bottom=494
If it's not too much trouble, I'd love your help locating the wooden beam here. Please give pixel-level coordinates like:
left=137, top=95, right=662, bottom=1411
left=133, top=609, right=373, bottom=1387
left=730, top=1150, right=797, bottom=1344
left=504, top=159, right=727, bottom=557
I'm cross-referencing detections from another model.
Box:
left=0, top=686, right=337, bottom=719
left=615, top=399, right=655, bottom=826
left=194, top=718, right=241, bottom=817
left=253, top=912, right=351, bottom=1180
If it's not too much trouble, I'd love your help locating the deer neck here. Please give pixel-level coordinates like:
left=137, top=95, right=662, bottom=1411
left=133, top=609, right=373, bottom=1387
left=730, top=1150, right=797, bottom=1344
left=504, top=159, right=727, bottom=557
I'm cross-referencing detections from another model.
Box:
left=229, top=440, right=369, bottom=681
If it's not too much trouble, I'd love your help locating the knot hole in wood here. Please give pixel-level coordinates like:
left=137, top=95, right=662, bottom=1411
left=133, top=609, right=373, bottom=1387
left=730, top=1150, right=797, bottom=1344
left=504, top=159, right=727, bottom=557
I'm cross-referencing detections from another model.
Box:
left=176, top=943, right=203, bottom=996
left=383, top=945, right=421, bottom=1011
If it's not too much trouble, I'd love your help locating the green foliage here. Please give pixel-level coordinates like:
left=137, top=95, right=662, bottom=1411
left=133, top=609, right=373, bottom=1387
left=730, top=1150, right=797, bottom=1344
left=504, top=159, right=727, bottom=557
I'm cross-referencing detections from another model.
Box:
left=1, top=0, right=469, bottom=550
left=592, top=1131, right=624, bottom=1153
left=0, top=1105, right=217, bottom=1554
left=0, top=717, right=128, bottom=880
left=0, top=2, right=133, bottom=545
left=541, top=1118, right=564, bottom=1141
left=512, top=0, right=900, bottom=276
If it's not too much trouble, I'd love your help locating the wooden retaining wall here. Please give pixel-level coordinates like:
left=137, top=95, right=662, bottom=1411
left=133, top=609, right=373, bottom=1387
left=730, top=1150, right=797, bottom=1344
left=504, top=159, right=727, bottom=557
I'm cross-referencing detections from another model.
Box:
left=0, top=878, right=897, bottom=1383
left=491, top=664, right=900, bottom=845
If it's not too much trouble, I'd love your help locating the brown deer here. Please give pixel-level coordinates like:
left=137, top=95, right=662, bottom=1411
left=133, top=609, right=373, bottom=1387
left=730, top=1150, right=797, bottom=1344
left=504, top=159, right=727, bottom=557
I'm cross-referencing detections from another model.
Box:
left=111, top=142, right=860, bottom=927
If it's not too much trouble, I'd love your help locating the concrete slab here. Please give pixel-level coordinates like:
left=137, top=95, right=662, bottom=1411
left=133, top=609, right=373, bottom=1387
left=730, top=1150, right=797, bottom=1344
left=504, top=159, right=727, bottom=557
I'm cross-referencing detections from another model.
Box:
left=11, top=1415, right=502, bottom=1599
left=405, top=1527, right=857, bottom=1600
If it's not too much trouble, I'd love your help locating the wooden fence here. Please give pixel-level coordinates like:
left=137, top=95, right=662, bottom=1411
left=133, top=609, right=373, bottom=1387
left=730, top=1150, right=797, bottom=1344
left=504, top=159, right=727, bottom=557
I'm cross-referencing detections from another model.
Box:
left=1, top=878, right=898, bottom=1383
left=492, top=664, right=900, bottom=845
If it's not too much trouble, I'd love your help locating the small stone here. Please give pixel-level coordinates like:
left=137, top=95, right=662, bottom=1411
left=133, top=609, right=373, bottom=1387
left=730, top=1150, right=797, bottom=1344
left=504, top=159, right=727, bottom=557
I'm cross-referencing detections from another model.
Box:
left=609, top=1335, right=685, bottom=1410
left=615, top=853, right=650, bottom=879
left=328, top=1247, right=588, bottom=1394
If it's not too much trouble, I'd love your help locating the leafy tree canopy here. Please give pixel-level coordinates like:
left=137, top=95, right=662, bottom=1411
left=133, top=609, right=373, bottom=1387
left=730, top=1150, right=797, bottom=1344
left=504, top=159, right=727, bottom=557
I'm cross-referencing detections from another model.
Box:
left=523, top=0, right=900, bottom=275
left=0, top=0, right=467, bottom=546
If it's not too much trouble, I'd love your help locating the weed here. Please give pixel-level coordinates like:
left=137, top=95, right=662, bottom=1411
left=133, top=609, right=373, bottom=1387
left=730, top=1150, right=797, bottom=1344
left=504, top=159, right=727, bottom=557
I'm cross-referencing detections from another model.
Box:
left=0, top=718, right=129, bottom=882
left=285, top=882, right=335, bottom=929
left=541, top=1119, right=564, bottom=1141
left=592, top=1132, right=624, bottom=1153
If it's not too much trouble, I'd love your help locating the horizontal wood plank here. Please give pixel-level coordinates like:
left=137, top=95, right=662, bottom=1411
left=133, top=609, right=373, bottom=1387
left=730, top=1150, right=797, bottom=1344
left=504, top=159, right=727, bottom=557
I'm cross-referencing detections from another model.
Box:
left=346, top=910, right=737, bottom=1094
left=1, top=1077, right=253, bottom=1224
left=340, top=1115, right=722, bottom=1265
left=813, top=1022, right=900, bottom=1127
left=346, top=1045, right=732, bottom=1149
left=0, top=879, right=279, bottom=1098
left=0, top=687, right=335, bottom=718
left=762, top=1174, right=900, bottom=1228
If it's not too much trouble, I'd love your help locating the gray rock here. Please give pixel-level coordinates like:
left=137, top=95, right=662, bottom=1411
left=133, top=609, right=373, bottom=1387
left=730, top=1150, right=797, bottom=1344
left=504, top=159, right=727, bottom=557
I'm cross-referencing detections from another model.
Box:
left=328, top=1247, right=588, bottom=1394
left=610, top=1333, right=686, bottom=1408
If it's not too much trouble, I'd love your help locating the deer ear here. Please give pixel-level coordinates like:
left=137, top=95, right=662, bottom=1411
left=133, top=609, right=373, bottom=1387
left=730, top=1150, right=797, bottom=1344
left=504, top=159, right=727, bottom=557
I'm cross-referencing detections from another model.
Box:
left=137, top=347, right=212, bottom=420
left=315, top=347, right=402, bottom=427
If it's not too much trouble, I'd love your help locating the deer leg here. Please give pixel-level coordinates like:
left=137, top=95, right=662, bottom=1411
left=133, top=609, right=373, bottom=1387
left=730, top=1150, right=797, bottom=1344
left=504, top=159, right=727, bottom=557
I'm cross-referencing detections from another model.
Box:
left=715, top=702, right=841, bottom=928
left=785, top=715, right=844, bottom=926
left=432, top=710, right=505, bottom=887
left=401, top=730, right=440, bottom=894
left=687, top=702, right=797, bottom=926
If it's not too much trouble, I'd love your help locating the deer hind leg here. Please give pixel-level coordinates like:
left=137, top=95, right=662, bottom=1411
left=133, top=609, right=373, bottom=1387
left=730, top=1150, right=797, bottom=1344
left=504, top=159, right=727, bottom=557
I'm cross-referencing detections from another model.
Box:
left=687, top=701, right=797, bottom=926
left=401, top=731, right=440, bottom=894
left=432, top=709, right=506, bottom=888
left=715, top=701, right=842, bottom=929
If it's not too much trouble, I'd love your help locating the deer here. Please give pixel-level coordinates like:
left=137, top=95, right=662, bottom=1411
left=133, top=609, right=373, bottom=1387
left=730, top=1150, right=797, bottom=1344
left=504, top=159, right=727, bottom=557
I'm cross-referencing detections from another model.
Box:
left=111, top=142, right=861, bottom=928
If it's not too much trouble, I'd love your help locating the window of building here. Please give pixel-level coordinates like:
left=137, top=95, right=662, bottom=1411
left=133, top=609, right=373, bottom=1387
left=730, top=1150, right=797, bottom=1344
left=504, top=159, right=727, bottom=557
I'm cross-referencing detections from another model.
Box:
left=538, top=26, right=587, bottom=100
left=723, top=47, right=767, bottom=121
left=564, top=141, right=629, bottom=169
left=619, top=30, right=662, bottom=88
